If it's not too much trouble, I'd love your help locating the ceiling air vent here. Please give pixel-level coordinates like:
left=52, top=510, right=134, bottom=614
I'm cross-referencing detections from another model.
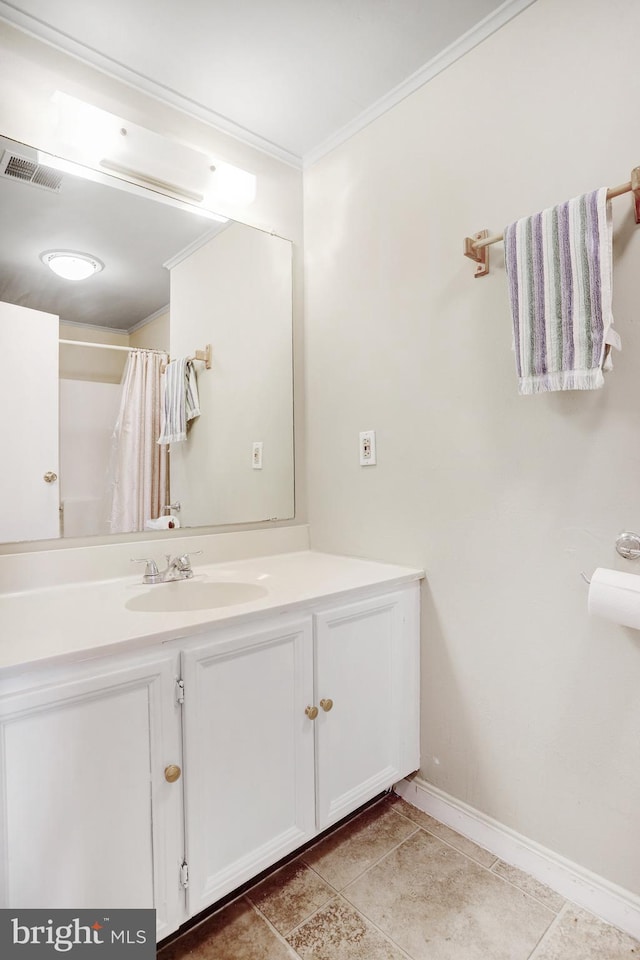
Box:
left=0, top=150, right=63, bottom=192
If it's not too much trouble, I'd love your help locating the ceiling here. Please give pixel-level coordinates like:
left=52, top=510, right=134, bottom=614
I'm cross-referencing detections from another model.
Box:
left=0, top=1, right=534, bottom=330
left=0, top=0, right=534, bottom=165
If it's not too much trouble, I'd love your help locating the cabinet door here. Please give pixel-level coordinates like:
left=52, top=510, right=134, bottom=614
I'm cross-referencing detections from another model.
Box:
left=181, top=618, right=315, bottom=916
left=0, top=651, right=184, bottom=940
left=314, top=586, right=420, bottom=830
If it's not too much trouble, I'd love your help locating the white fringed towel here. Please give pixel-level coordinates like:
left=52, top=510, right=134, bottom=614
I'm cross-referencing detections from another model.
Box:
left=157, top=358, right=200, bottom=444
left=504, top=187, right=620, bottom=394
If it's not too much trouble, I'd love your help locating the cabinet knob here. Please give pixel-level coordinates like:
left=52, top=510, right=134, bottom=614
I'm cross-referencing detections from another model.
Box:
left=305, top=705, right=319, bottom=720
left=164, top=764, right=182, bottom=783
left=43, top=471, right=58, bottom=483
left=320, top=698, right=334, bottom=712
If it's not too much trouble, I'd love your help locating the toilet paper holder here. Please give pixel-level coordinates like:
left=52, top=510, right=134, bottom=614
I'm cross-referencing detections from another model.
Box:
left=581, top=531, right=640, bottom=584
left=614, top=531, right=640, bottom=560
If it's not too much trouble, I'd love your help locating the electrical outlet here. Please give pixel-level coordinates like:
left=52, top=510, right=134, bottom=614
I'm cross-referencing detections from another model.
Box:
left=252, top=441, right=263, bottom=469
left=359, top=430, right=376, bottom=466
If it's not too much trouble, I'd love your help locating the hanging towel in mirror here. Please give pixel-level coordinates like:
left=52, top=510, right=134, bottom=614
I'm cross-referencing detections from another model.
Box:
left=504, top=187, right=620, bottom=394
left=157, top=358, right=200, bottom=444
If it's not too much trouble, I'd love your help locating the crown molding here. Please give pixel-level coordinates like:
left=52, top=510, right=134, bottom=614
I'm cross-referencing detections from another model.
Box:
left=303, top=0, right=537, bottom=167
left=0, top=0, right=536, bottom=173
left=0, top=1, right=303, bottom=169
left=127, top=304, right=170, bottom=334
left=162, top=222, right=231, bottom=272
left=59, top=318, right=130, bottom=336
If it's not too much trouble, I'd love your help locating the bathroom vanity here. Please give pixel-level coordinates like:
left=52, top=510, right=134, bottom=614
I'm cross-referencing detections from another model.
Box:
left=0, top=549, right=422, bottom=940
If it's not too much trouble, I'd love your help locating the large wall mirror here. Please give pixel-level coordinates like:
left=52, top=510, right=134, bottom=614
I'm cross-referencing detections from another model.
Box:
left=0, top=135, right=294, bottom=545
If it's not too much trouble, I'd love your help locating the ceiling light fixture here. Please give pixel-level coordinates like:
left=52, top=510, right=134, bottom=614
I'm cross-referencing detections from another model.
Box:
left=41, top=250, right=104, bottom=281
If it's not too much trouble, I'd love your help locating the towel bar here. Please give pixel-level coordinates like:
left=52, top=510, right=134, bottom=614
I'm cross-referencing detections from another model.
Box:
left=463, top=166, right=640, bottom=277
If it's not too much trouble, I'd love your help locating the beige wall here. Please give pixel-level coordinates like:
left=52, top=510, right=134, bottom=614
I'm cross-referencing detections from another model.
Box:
left=59, top=322, right=129, bottom=382
left=304, top=0, right=640, bottom=894
left=129, top=311, right=170, bottom=353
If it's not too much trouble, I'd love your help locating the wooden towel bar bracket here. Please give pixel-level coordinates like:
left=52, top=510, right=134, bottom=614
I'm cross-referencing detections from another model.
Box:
left=463, top=229, right=490, bottom=278
left=464, top=166, right=640, bottom=277
left=192, top=344, right=212, bottom=369
left=632, top=167, right=640, bottom=224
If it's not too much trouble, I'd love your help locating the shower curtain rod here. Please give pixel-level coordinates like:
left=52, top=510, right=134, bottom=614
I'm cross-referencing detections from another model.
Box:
left=463, top=166, right=640, bottom=277
left=59, top=339, right=212, bottom=368
left=59, top=338, right=163, bottom=354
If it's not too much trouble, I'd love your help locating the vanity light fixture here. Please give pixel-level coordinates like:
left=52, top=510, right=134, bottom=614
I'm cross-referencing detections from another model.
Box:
left=51, top=92, right=256, bottom=211
left=41, top=250, right=104, bottom=281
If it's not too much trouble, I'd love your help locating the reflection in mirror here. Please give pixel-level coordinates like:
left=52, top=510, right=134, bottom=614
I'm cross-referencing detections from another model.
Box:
left=0, top=136, right=294, bottom=545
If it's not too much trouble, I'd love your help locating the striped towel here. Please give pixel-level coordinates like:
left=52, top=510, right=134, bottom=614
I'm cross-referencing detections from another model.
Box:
left=504, top=187, right=620, bottom=394
left=157, top=358, right=201, bottom=444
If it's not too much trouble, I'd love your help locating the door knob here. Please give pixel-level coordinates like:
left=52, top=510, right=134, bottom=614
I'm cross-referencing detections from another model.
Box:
left=305, top=705, right=318, bottom=720
left=320, top=698, right=334, bottom=712
left=43, top=471, right=58, bottom=483
left=164, top=764, right=181, bottom=783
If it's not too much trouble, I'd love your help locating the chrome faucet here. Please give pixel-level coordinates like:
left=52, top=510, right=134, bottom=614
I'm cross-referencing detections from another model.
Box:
left=132, top=551, right=202, bottom=584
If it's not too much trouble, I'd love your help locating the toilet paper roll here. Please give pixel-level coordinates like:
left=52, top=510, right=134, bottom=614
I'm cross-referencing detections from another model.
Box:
left=144, top=516, right=181, bottom=531
left=588, top=567, right=640, bottom=629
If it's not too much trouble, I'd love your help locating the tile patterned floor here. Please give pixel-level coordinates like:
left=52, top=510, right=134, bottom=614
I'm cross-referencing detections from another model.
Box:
left=157, top=794, right=640, bottom=960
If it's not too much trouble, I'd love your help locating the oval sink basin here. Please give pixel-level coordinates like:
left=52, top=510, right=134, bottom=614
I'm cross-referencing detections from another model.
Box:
left=126, top=580, right=269, bottom=613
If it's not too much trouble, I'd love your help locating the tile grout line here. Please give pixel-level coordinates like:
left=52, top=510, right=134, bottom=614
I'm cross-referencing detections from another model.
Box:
left=526, top=902, right=572, bottom=960
left=285, top=820, right=424, bottom=942
left=393, top=800, right=567, bottom=915
left=332, top=821, right=562, bottom=960
left=245, top=857, right=338, bottom=910
left=301, top=859, right=344, bottom=896
left=246, top=897, right=305, bottom=959
left=301, top=821, right=421, bottom=893
left=283, top=815, right=567, bottom=960
left=488, top=862, right=566, bottom=916
left=295, top=794, right=391, bottom=860
left=285, top=893, right=343, bottom=940
left=247, top=877, right=336, bottom=939
left=283, top=891, right=415, bottom=960
left=389, top=802, right=501, bottom=870
left=335, top=892, right=416, bottom=960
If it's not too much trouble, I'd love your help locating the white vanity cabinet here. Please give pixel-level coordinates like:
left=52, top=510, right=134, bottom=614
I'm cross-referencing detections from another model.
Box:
left=0, top=571, right=421, bottom=942
left=0, top=649, right=185, bottom=939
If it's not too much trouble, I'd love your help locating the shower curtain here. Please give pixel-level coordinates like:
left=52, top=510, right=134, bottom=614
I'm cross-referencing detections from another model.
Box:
left=109, top=349, right=168, bottom=534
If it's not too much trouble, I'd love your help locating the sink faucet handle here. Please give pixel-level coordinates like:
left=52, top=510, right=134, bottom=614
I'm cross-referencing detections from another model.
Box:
left=131, top=558, right=161, bottom=583
left=131, top=557, right=159, bottom=574
left=180, top=550, right=203, bottom=568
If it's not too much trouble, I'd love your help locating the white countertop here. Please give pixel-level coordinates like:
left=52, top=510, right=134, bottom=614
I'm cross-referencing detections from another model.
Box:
left=0, top=550, right=423, bottom=673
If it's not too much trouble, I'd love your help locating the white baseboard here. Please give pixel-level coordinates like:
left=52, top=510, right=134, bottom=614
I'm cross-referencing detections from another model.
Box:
left=394, top=776, right=640, bottom=941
